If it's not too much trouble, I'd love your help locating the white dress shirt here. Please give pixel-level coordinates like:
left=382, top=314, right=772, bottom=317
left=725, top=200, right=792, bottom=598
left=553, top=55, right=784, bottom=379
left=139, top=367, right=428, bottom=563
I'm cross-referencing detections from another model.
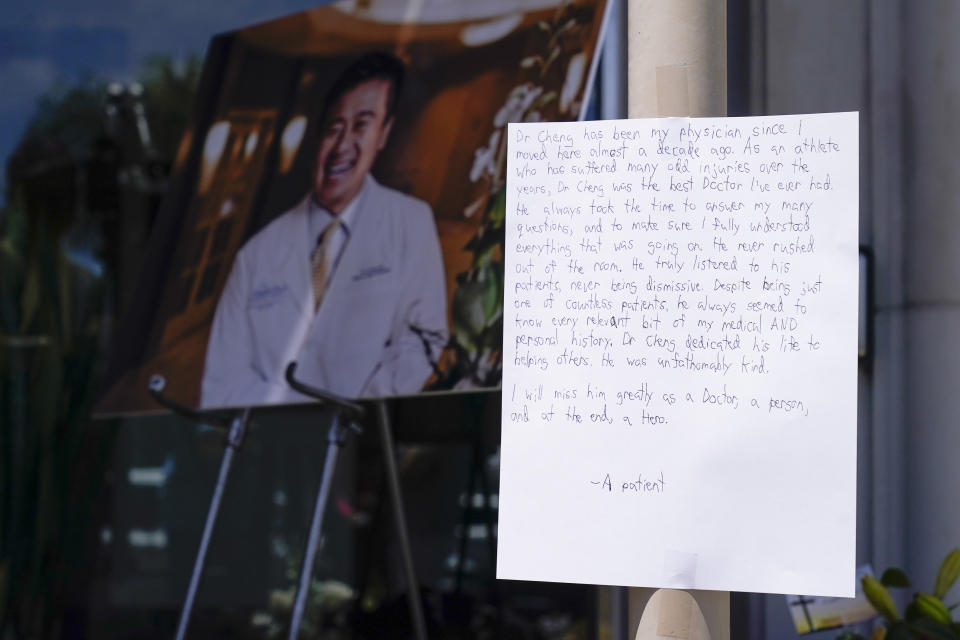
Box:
left=306, top=176, right=367, bottom=283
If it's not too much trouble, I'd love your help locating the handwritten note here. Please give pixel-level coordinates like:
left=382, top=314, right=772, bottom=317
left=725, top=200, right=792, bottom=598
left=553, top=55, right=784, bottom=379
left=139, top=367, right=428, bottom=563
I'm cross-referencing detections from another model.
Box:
left=497, top=113, right=858, bottom=597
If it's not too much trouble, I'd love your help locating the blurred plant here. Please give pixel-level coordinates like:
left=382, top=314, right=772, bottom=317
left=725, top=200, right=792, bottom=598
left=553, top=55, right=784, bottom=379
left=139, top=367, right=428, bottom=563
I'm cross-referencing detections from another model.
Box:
left=139, top=55, right=203, bottom=161
left=251, top=556, right=355, bottom=639
left=0, top=55, right=199, bottom=638
left=428, top=0, right=596, bottom=391
left=838, top=549, right=960, bottom=640
left=0, top=186, right=109, bottom=638
left=19, top=55, right=201, bottom=162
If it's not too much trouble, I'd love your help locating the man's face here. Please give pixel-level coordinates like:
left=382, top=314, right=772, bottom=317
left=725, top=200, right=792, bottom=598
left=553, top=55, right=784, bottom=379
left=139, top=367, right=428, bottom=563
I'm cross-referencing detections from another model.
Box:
left=313, top=78, right=394, bottom=214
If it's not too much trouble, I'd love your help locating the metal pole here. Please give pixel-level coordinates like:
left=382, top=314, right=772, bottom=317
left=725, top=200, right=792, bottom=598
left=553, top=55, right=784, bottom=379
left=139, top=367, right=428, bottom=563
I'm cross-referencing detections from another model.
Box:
left=280, top=365, right=422, bottom=638
left=287, top=414, right=346, bottom=640
left=375, top=400, right=428, bottom=640
left=175, top=408, right=250, bottom=640
left=599, top=0, right=628, bottom=121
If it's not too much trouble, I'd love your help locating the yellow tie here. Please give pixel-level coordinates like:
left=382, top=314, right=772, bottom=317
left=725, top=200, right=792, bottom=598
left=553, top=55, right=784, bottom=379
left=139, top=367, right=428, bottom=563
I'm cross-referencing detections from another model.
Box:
left=310, top=219, right=341, bottom=311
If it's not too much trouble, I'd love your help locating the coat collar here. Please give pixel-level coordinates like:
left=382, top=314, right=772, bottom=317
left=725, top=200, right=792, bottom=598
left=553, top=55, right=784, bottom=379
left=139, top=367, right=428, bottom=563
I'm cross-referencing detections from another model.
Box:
left=273, top=176, right=384, bottom=312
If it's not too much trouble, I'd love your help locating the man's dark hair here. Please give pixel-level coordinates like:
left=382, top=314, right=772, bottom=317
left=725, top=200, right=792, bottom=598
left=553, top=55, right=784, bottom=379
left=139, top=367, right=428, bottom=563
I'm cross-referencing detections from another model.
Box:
left=321, top=52, right=405, bottom=123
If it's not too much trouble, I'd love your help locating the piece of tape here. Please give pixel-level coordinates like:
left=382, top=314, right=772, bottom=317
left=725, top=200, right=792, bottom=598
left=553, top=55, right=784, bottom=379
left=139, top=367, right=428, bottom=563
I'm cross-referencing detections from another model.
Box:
left=662, top=550, right=698, bottom=588
left=656, top=64, right=691, bottom=117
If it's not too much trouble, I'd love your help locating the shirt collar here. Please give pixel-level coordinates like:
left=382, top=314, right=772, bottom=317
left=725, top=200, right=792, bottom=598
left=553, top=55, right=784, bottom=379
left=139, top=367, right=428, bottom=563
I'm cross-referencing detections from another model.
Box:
left=308, top=174, right=370, bottom=235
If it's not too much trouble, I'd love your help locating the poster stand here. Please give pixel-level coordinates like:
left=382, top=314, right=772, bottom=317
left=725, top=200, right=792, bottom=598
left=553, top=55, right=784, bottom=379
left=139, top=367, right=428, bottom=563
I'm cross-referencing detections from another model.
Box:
left=454, top=396, right=497, bottom=592
left=147, top=375, right=250, bottom=640
left=147, top=367, right=427, bottom=640
left=284, top=363, right=428, bottom=640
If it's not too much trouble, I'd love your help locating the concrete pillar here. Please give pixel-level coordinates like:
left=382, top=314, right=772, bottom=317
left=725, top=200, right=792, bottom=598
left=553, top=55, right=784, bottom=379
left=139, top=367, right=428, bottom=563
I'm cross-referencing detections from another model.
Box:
left=902, top=0, right=960, bottom=593
left=626, top=2, right=727, bottom=637
left=627, top=0, right=726, bottom=119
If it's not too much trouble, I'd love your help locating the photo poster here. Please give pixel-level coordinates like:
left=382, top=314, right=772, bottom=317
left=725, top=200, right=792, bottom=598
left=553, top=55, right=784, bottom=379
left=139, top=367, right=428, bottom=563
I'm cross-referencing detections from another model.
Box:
left=497, top=112, right=859, bottom=596
left=95, top=0, right=612, bottom=415
left=786, top=565, right=877, bottom=634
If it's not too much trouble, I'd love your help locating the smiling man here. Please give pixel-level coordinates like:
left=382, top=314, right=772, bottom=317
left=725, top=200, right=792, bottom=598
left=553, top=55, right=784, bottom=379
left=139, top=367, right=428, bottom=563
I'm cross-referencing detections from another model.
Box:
left=201, top=52, right=448, bottom=408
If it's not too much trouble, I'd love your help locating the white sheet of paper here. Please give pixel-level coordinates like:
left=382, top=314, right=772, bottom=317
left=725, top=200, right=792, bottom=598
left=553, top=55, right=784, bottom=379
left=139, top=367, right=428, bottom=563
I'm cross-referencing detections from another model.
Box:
left=497, top=112, right=858, bottom=597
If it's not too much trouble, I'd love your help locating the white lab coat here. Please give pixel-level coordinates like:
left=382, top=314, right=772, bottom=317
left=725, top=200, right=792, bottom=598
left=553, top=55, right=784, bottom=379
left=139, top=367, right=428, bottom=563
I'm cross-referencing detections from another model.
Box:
left=200, top=178, right=448, bottom=408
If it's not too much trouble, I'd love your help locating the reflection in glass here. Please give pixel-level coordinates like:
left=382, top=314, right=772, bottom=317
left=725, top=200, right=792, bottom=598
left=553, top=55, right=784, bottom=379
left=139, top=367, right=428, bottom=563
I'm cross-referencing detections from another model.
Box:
left=279, top=115, right=307, bottom=174
left=199, top=120, right=230, bottom=194
left=244, top=131, right=260, bottom=161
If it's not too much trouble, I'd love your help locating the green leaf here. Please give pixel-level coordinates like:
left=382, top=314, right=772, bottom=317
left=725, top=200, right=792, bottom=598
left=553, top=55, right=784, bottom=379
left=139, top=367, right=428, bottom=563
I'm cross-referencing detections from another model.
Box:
left=905, top=601, right=921, bottom=622
left=537, top=91, right=558, bottom=109
left=542, top=45, right=561, bottom=74
left=451, top=279, right=486, bottom=344
left=881, top=568, right=912, bottom=589
left=863, top=576, right=901, bottom=622
left=487, top=188, right=506, bottom=226
left=480, top=263, right=503, bottom=324
left=934, top=549, right=960, bottom=600
left=909, top=617, right=956, bottom=640
left=20, top=261, right=40, bottom=332
left=464, top=227, right=499, bottom=257
left=467, top=224, right=503, bottom=269
left=915, top=592, right=953, bottom=625
left=479, top=316, right=503, bottom=358
left=835, top=632, right=866, bottom=640
left=884, top=622, right=911, bottom=640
